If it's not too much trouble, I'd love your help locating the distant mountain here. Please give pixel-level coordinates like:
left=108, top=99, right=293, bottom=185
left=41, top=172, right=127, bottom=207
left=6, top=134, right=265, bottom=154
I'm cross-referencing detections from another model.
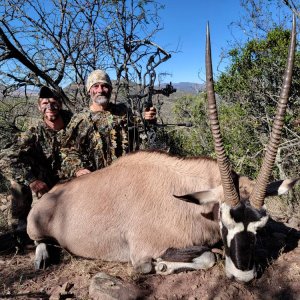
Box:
left=0, top=85, right=39, bottom=99
left=169, top=82, right=205, bottom=94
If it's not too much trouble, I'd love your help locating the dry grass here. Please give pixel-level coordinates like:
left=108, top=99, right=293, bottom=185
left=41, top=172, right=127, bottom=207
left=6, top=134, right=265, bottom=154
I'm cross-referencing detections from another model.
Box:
left=0, top=248, right=142, bottom=299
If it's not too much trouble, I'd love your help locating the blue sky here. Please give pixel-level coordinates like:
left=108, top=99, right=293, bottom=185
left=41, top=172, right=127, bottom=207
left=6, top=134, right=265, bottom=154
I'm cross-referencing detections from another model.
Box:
left=154, top=0, right=244, bottom=83
left=154, top=0, right=292, bottom=84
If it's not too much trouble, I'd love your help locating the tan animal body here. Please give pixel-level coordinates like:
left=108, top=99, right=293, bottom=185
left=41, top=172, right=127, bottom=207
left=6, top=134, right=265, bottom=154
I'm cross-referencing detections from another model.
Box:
left=27, top=150, right=295, bottom=276
left=28, top=152, right=223, bottom=264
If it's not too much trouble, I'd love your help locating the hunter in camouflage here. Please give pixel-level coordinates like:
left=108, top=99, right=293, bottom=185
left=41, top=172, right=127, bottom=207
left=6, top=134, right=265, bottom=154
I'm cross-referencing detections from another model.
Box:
left=60, top=69, right=156, bottom=178
left=10, top=109, right=73, bottom=187
left=1, top=86, right=73, bottom=230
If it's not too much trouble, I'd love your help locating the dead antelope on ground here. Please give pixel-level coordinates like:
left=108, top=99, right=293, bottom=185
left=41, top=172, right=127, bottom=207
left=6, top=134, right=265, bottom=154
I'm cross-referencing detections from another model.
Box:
left=27, top=18, right=299, bottom=283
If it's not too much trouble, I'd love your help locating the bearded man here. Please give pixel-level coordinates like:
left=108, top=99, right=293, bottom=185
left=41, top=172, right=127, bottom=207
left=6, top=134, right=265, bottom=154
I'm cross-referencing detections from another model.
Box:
left=60, top=69, right=156, bottom=178
left=5, top=86, right=73, bottom=231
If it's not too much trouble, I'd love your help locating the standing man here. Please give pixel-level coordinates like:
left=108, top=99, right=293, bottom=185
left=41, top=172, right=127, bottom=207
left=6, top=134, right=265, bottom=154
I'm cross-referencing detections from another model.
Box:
left=60, top=69, right=156, bottom=178
left=2, top=86, right=73, bottom=231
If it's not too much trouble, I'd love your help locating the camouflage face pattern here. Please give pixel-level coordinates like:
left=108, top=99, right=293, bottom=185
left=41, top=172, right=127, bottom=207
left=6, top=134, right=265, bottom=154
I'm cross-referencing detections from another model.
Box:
left=39, top=101, right=60, bottom=112
left=39, top=98, right=62, bottom=121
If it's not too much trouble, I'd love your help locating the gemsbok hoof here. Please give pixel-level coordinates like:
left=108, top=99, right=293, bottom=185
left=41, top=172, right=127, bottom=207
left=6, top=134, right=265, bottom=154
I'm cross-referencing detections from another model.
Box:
left=133, top=257, right=153, bottom=274
left=34, top=243, right=49, bottom=270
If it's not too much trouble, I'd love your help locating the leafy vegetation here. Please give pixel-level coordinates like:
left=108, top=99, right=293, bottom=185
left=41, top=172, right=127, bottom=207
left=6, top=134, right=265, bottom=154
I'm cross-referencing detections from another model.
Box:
left=168, top=93, right=213, bottom=156
left=168, top=94, right=259, bottom=177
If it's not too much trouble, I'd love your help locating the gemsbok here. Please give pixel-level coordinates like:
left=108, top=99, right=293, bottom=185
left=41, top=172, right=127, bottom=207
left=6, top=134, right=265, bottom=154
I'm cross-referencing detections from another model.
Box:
left=27, top=17, right=298, bottom=282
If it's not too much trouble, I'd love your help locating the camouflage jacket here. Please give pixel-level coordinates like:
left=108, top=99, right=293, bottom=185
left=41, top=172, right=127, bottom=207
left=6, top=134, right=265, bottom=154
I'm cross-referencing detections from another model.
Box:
left=5, top=110, right=73, bottom=187
left=60, top=103, right=141, bottom=178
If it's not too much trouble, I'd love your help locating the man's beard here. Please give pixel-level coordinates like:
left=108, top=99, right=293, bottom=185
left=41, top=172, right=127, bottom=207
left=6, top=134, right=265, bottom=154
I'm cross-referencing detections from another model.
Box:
left=93, top=95, right=110, bottom=105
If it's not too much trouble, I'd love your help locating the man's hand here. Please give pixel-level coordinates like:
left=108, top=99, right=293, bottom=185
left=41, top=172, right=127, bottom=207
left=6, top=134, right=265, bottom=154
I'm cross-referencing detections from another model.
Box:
left=29, top=180, right=49, bottom=198
left=76, top=168, right=91, bottom=177
left=144, top=107, right=157, bottom=122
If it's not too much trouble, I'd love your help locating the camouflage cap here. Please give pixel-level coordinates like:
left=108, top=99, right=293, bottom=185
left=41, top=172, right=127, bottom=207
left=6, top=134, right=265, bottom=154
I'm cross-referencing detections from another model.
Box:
left=39, top=86, right=60, bottom=101
left=86, top=70, right=112, bottom=92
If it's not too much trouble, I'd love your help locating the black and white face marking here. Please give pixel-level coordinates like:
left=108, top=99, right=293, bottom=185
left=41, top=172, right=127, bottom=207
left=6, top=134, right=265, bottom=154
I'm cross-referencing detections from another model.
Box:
left=219, top=202, right=268, bottom=282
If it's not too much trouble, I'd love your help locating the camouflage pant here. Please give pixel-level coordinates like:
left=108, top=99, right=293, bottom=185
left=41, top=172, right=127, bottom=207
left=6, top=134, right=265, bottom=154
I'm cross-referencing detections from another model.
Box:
left=8, top=181, right=33, bottom=230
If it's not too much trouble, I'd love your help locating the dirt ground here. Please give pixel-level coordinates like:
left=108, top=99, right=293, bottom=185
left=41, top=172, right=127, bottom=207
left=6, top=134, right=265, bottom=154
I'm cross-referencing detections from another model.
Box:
left=0, top=197, right=300, bottom=299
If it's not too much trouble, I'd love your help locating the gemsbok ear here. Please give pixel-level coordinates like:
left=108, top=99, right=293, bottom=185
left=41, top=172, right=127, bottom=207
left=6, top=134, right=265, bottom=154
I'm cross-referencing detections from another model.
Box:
left=173, top=192, right=211, bottom=205
left=174, top=186, right=223, bottom=205
left=174, top=192, right=220, bottom=221
left=266, top=178, right=299, bottom=196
